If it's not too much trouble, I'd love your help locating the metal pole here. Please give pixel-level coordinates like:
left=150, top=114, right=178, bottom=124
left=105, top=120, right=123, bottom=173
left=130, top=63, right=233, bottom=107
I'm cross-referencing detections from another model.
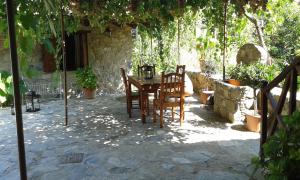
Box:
left=223, top=0, right=228, bottom=81
left=150, top=35, right=152, bottom=62
left=60, top=0, right=68, bottom=125
left=5, top=0, right=27, bottom=179
left=177, top=18, right=180, bottom=64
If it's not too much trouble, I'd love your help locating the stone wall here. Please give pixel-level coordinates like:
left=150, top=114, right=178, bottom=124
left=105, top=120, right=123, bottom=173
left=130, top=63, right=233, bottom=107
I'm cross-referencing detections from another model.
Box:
left=214, top=81, right=254, bottom=123
left=187, top=72, right=300, bottom=123
left=0, top=36, right=12, bottom=71
left=1, top=27, right=134, bottom=95
left=0, top=35, right=43, bottom=72
left=187, top=72, right=220, bottom=93
left=258, top=87, right=300, bottom=115
left=88, top=26, right=133, bottom=94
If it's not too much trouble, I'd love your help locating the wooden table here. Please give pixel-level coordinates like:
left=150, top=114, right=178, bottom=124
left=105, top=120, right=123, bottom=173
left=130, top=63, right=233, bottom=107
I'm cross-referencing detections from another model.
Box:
left=128, top=75, right=161, bottom=123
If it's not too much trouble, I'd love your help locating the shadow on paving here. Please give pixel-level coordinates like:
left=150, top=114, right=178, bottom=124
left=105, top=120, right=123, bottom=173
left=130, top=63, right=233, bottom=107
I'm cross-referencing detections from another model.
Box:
left=0, top=95, right=261, bottom=180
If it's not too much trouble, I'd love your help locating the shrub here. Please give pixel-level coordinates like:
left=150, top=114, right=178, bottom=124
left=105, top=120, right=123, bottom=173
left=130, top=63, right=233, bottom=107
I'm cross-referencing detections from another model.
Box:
left=239, top=62, right=278, bottom=89
left=75, top=67, right=97, bottom=89
left=252, top=111, right=300, bottom=179
left=226, top=64, right=245, bottom=80
left=0, top=71, right=27, bottom=107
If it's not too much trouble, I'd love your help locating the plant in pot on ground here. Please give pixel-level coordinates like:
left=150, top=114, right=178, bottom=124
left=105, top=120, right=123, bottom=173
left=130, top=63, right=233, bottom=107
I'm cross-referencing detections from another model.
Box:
left=75, top=67, right=97, bottom=99
left=240, top=62, right=278, bottom=132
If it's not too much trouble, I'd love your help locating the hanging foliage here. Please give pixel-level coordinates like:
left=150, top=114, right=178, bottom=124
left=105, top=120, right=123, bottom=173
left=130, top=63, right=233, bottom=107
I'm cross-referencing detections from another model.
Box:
left=0, top=0, right=268, bottom=77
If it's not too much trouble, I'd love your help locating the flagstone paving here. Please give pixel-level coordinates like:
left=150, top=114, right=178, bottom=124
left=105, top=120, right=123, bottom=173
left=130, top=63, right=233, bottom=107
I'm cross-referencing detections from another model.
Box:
left=0, top=95, right=262, bottom=180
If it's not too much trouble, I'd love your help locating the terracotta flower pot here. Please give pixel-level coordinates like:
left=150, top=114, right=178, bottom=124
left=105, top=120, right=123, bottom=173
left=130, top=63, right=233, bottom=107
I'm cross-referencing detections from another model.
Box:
left=228, top=79, right=241, bottom=86
left=83, top=88, right=96, bottom=99
left=245, top=113, right=261, bottom=132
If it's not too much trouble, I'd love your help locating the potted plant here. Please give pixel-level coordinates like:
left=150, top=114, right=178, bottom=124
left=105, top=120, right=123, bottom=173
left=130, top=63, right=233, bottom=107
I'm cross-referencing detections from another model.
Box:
left=226, top=64, right=244, bottom=86
left=75, top=67, right=97, bottom=99
left=240, top=62, right=277, bottom=132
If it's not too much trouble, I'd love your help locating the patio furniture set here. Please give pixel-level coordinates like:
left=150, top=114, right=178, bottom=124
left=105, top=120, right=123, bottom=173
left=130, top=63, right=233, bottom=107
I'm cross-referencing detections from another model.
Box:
left=121, top=65, right=186, bottom=128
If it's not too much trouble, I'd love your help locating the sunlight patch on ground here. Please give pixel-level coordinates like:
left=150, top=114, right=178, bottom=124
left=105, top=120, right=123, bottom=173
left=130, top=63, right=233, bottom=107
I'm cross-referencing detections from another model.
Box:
left=169, top=121, right=260, bottom=144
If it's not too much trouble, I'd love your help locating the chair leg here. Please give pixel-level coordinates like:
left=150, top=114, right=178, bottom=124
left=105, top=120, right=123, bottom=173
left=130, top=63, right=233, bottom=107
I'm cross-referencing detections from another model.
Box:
left=126, top=98, right=129, bottom=114
left=171, top=107, right=174, bottom=121
left=153, top=101, right=156, bottom=123
left=179, top=104, right=184, bottom=126
left=138, top=95, right=141, bottom=109
left=160, top=106, right=164, bottom=128
left=183, top=98, right=186, bottom=121
left=147, top=95, right=150, bottom=116
left=182, top=105, right=185, bottom=121
left=128, top=98, right=132, bottom=118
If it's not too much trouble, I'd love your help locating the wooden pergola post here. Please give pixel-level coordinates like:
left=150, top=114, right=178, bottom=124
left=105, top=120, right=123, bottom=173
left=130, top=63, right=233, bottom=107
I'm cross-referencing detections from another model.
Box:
left=5, top=0, right=27, bottom=179
left=60, top=0, right=68, bottom=126
left=223, top=0, right=228, bottom=81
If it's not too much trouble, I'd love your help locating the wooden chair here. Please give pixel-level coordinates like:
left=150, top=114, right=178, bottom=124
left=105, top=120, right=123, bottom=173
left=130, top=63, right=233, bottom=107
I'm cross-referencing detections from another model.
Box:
left=138, top=64, right=155, bottom=78
left=176, top=65, right=186, bottom=119
left=138, top=64, right=155, bottom=113
left=176, top=65, right=185, bottom=75
left=153, top=71, right=185, bottom=128
left=120, top=68, right=140, bottom=118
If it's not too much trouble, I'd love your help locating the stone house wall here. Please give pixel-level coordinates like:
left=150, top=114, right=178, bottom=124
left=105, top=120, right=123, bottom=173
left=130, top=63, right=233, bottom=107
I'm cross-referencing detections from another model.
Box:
left=88, top=26, right=133, bottom=94
left=0, top=26, right=133, bottom=95
left=0, top=35, right=43, bottom=72
left=0, top=35, right=13, bottom=71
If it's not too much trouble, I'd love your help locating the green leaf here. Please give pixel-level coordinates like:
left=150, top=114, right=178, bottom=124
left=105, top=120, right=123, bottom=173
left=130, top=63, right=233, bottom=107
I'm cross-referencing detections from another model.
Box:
left=0, top=96, right=6, bottom=104
left=19, top=35, right=34, bottom=55
left=0, top=82, right=6, bottom=93
left=42, top=39, right=55, bottom=54
left=20, top=14, right=37, bottom=30
left=49, top=21, right=57, bottom=37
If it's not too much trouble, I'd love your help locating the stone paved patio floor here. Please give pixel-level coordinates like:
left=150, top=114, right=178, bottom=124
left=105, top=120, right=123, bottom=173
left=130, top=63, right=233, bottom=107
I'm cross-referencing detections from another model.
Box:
left=0, top=95, right=261, bottom=180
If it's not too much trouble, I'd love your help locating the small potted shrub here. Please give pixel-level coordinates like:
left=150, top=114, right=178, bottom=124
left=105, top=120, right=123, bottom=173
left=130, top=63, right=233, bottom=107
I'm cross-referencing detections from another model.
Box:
left=226, top=64, right=244, bottom=86
left=75, top=67, right=97, bottom=99
left=240, top=62, right=277, bottom=132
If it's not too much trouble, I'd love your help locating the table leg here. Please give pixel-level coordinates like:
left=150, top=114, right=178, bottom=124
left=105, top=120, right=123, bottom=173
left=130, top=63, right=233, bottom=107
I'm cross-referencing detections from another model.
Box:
left=140, top=91, right=147, bottom=123
left=128, top=82, right=132, bottom=118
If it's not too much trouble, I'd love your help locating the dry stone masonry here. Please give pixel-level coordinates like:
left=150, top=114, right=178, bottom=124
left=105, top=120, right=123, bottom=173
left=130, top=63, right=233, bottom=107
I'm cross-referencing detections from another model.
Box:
left=214, top=81, right=254, bottom=123
left=236, top=43, right=269, bottom=65
left=88, top=26, right=133, bottom=94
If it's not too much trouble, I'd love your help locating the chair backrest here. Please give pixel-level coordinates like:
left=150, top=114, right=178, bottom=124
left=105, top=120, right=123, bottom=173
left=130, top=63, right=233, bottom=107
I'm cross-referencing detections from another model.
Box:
left=138, top=64, right=156, bottom=77
left=176, top=65, right=185, bottom=75
left=160, top=72, right=185, bottom=101
left=120, top=68, right=129, bottom=93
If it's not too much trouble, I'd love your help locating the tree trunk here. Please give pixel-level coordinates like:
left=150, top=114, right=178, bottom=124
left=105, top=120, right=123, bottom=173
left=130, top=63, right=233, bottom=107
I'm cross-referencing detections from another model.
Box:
left=243, top=13, right=267, bottom=50
left=237, top=2, right=272, bottom=65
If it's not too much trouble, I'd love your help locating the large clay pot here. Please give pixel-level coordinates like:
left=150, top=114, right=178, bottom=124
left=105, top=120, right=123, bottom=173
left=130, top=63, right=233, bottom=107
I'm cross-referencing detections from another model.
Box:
left=245, top=113, right=261, bottom=132
left=228, top=79, right=241, bottom=86
left=83, top=88, right=96, bottom=99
